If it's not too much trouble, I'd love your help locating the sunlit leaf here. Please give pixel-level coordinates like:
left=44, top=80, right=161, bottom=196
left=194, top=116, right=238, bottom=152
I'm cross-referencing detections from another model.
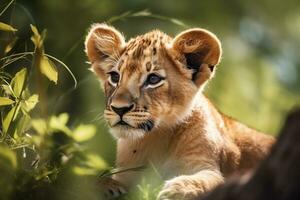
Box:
left=72, top=166, right=98, bottom=176
left=40, top=56, right=58, bottom=84
left=0, top=97, right=14, bottom=106
left=4, top=37, right=18, bottom=54
left=30, top=24, right=39, bottom=36
left=72, top=154, right=107, bottom=175
left=86, top=153, right=107, bottom=170
left=0, top=22, right=17, bottom=32
left=44, top=54, right=77, bottom=88
left=22, top=94, right=39, bottom=112
left=11, top=68, right=27, bottom=97
left=30, top=24, right=42, bottom=49
left=73, top=124, right=96, bottom=142
left=58, top=113, right=69, bottom=125
left=0, top=145, right=17, bottom=169
left=31, top=119, right=47, bottom=135
left=3, top=105, right=20, bottom=133
left=49, top=113, right=71, bottom=134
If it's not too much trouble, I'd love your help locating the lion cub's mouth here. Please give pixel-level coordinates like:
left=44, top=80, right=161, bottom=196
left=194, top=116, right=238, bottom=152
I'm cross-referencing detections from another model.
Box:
left=116, top=120, right=132, bottom=127
left=137, top=120, right=154, bottom=132
left=113, top=119, right=154, bottom=132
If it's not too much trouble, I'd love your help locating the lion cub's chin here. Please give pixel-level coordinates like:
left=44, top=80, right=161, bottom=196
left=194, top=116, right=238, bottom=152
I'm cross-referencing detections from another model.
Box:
left=109, top=126, right=147, bottom=140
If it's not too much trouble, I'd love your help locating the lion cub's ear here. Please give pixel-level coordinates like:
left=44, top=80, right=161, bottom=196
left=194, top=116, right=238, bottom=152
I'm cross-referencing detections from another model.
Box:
left=170, top=28, right=222, bottom=87
left=85, top=24, right=125, bottom=80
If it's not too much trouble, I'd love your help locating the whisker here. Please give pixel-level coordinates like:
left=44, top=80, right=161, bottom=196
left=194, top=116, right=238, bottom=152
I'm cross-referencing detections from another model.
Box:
left=91, top=113, right=106, bottom=123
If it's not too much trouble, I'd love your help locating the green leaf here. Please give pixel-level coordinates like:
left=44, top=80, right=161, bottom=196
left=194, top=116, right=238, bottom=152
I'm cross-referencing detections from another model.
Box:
left=72, top=166, right=98, bottom=176
left=0, top=145, right=17, bottom=169
left=11, top=68, right=27, bottom=97
left=85, top=153, right=107, bottom=170
left=0, top=22, right=17, bottom=32
left=49, top=113, right=71, bottom=134
left=30, top=24, right=42, bottom=49
left=0, top=97, right=14, bottom=106
left=44, top=54, right=77, bottom=88
left=4, top=37, right=18, bottom=54
left=72, top=124, right=96, bottom=142
left=40, top=56, right=58, bottom=84
left=57, top=113, right=69, bottom=125
left=31, top=119, right=47, bottom=135
left=3, top=105, right=20, bottom=133
left=22, top=94, right=39, bottom=112
left=72, top=154, right=107, bottom=175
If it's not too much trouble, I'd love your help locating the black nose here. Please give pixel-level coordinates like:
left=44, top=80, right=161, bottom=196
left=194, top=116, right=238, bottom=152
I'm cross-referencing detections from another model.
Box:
left=111, top=104, right=134, bottom=117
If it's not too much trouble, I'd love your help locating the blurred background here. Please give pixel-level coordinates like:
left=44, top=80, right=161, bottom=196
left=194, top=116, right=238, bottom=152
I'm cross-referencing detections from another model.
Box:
left=1, top=0, right=300, bottom=199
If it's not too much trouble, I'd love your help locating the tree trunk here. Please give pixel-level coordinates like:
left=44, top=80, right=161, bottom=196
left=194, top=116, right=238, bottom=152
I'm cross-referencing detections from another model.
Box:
left=198, top=109, right=300, bottom=200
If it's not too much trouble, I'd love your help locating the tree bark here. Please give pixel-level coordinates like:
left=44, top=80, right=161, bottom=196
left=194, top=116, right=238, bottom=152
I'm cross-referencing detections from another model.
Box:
left=198, top=109, right=300, bottom=200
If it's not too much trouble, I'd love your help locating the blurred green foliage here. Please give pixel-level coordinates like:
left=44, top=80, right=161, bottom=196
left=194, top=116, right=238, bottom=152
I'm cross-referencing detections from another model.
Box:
left=0, top=17, right=109, bottom=199
left=0, top=0, right=300, bottom=199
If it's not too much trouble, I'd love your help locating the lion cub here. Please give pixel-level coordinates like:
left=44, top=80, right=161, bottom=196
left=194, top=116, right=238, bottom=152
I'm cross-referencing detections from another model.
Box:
left=85, top=24, right=275, bottom=199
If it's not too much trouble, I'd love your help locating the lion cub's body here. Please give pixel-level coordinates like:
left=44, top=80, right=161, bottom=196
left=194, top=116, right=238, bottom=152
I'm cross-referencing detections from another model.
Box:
left=115, top=94, right=274, bottom=187
left=85, top=24, right=275, bottom=199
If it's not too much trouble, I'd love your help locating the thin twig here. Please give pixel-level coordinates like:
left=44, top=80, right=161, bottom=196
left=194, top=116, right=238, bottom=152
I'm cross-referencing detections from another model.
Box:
left=0, top=0, right=15, bottom=17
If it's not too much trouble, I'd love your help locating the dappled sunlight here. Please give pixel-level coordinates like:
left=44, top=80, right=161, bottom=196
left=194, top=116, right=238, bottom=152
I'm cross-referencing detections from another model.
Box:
left=1, top=0, right=300, bottom=199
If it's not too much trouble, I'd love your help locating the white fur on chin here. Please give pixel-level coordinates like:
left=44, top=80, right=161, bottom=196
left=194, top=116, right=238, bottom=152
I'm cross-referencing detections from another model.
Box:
left=109, top=126, right=146, bottom=140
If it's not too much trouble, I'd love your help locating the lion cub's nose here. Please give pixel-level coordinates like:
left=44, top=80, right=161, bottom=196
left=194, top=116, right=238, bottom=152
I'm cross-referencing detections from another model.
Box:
left=111, top=104, right=134, bottom=117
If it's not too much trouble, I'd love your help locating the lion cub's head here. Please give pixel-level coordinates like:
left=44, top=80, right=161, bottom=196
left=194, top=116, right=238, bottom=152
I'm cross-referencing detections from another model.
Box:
left=85, top=24, right=222, bottom=139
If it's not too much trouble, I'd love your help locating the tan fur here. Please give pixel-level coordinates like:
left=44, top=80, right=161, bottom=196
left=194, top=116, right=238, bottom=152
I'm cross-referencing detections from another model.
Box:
left=85, top=23, right=275, bottom=200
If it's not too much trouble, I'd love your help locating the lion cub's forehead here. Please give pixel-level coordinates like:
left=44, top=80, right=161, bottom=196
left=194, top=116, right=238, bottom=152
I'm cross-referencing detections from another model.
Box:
left=117, top=30, right=172, bottom=73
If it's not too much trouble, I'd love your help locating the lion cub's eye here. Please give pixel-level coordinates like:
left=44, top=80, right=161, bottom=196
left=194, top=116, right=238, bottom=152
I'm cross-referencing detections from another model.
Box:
left=108, top=71, right=120, bottom=86
left=145, top=73, right=164, bottom=88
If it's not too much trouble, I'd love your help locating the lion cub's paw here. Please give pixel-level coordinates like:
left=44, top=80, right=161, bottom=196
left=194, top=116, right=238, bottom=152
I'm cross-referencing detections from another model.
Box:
left=157, top=176, right=199, bottom=200
left=98, top=177, right=127, bottom=199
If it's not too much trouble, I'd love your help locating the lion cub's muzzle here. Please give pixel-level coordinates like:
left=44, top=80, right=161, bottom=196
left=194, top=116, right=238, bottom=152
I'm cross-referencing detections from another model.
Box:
left=111, top=104, right=134, bottom=118
left=104, top=103, right=154, bottom=132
